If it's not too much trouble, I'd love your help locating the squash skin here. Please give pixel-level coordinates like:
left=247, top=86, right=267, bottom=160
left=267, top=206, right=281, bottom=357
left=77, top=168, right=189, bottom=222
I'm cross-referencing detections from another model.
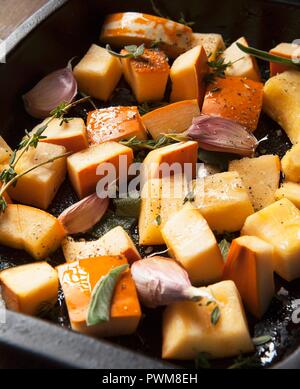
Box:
left=269, top=43, right=300, bottom=77
left=57, top=255, right=141, bottom=337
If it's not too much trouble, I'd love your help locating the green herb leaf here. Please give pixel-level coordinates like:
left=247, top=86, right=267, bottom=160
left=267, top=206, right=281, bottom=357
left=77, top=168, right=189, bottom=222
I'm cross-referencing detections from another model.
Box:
left=113, top=195, right=141, bottom=219
left=227, top=354, right=260, bottom=369
left=178, top=12, right=195, bottom=27
left=218, top=239, right=230, bottom=262
left=86, top=264, right=129, bottom=326
left=252, top=335, right=272, bottom=346
left=156, top=215, right=162, bottom=226
left=138, top=101, right=168, bottom=115
left=106, top=44, right=145, bottom=59
left=236, top=42, right=300, bottom=68
left=195, top=352, right=211, bottom=369
left=50, top=102, right=68, bottom=118
left=0, top=197, right=7, bottom=213
left=120, top=135, right=176, bottom=151
left=211, top=305, right=221, bottom=326
left=88, top=210, right=136, bottom=239
left=183, top=191, right=195, bottom=205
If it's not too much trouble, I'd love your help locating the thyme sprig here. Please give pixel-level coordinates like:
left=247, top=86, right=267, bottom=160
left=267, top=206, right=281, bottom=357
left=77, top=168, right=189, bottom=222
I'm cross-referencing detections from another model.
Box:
left=106, top=44, right=145, bottom=59
left=205, top=56, right=245, bottom=84
left=120, top=135, right=175, bottom=151
left=0, top=96, right=89, bottom=213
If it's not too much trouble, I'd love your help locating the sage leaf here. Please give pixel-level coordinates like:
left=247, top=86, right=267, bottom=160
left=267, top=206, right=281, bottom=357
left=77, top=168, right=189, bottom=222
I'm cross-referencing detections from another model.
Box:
left=86, top=264, right=129, bottom=326
left=211, top=305, right=221, bottom=326
left=252, top=335, right=272, bottom=346
left=218, top=239, right=230, bottom=262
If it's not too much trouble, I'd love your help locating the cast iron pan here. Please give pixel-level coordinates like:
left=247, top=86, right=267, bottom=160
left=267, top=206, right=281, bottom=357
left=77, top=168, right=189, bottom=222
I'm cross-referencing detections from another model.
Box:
left=0, top=0, right=300, bottom=369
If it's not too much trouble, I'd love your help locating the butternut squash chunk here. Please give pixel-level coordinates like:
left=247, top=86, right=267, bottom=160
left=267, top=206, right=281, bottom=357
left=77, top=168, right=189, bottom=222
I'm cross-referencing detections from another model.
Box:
left=263, top=70, right=300, bottom=144
left=142, top=141, right=198, bottom=182
left=57, top=255, right=142, bottom=337
left=0, top=262, right=58, bottom=316
left=62, top=226, right=141, bottom=264
left=73, top=44, right=122, bottom=101
left=202, top=76, right=264, bottom=131
left=228, top=155, right=281, bottom=211
left=193, top=171, right=254, bottom=233
left=170, top=45, right=209, bottom=105
left=0, top=205, right=65, bottom=259
left=275, top=182, right=300, bottom=209
left=31, top=118, right=88, bottom=152
left=242, top=198, right=300, bottom=282
left=142, top=99, right=200, bottom=140
left=162, top=280, right=254, bottom=360
left=121, top=49, right=169, bottom=103
left=222, top=37, right=260, bottom=81
left=281, top=143, right=300, bottom=182
left=67, top=141, right=133, bottom=199
left=161, top=205, right=224, bottom=285
left=223, top=236, right=275, bottom=318
left=0, top=136, right=12, bottom=168
left=86, top=106, right=147, bottom=145
left=190, top=33, right=225, bottom=60
left=100, top=12, right=193, bottom=58
left=139, top=175, right=187, bottom=245
left=269, top=42, right=300, bottom=77
left=8, top=143, right=67, bottom=210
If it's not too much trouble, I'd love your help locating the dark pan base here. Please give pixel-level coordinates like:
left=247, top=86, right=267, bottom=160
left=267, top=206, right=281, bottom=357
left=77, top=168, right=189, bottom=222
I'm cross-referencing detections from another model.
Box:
left=0, top=0, right=300, bottom=369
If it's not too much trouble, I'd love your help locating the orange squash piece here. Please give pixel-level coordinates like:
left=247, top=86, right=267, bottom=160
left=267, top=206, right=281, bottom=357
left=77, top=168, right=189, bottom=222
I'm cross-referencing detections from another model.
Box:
left=202, top=77, right=264, bottom=131
left=57, top=255, right=142, bottom=337
left=170, top=45, right=209, bottom=105
left=142, top=141, right=198, bottom=182
left=142, top=100, right=200, bottom=140
left=31, top=118, right=88, bottom=152
left=269, top=42, right=300, bottom=77
left=86, top=106, right=147, bottom=145
left=121, top=48, right=170, bottom=103
left=67, top=141, right=133, bottom=199
left=100, top=12, right=193, bottom=58
left=223, top=236, right=275, bottom=319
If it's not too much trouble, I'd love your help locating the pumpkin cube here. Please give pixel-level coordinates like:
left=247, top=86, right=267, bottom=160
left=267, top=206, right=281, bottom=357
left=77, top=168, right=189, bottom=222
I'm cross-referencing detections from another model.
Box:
left=281, top=143, right=300, bottom=182
left=190, top=33, right=225, bottom=60
left=142, top=141, right=198, bottom=182
left=269, top=42, right=300, bottom=77
left=57, top=255, right=142, bottom=337
left=142, top=99, right=200, bottom=140
left=202, top=76, right=264, bottom=131
left=161, top=205, right=223, bottom=285
left=170, top=45, right=209, bottom=105
left=73, top=44, right=122, bottom=101
left=0, top=136, right=12, bottom=168
left=222, top=37, right=260, bottom=81
left=86, top=106, right=147, bottom=145
left=67, top=141, right=133, bottom=199
left=121, top=48, right=170, bottom=103
left=263, top=70, right=300, bottom=144
left=139, top=175, right=187, bottom=245
left=193, top=171, right=254, bottom=233
left=242, top=198, right=300, bottom=281
left=229, top=155, right=281, bottom=211
left=162, top=280, right=254, bottom=360
left=100, top=12, right=193, bottom=58
left=275, top=182, right=300, bottom=209
left=31, top=118, right=88, bottom=152
left=62, top=226, right=141, bottom=264
left=0, top=204, right=23, bottom=250
left=224, top=236, right=275, bottom=318
left=8, top=143, right=67, bottom=210
left=0, top=262, right=58, bottom=316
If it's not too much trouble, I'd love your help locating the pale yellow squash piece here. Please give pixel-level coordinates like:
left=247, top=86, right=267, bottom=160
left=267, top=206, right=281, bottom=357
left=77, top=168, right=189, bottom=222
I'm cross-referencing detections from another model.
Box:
left=8, top=143, right=67, bottom=210
left=73, top=44, right=122, bottom=101
left=161, top=205, right=224, bottom=285
left=228, top=155, right=281, bottom=211
left=224, top=236, right=275, bottom=318
left=0, top=204, right=65, bottom=260
left=62, top=226, right=141, bottom=264
left=193, top=171, right=254, bottom=233
left=275, top=182, right=300, bottom=208
left=281, top=144, right=300, bottom=182
left=242, top=198, right=300, bottom=282
left=162, top=280, right=254, bottom=360
left=121, top=48, right=169, bottom=103
left=31, top=118, right=88, bottom=152
left=0, top=262, right=58, bottom=316
left=222, top=37, right=260, bottom=81
left=170, top=45, right=208, bottom=105
left=263, top=70, right=300, bottom=144
left=190, top=33, right=225, bottom=60
left=142, top=99, right=200, bottom=140
left=139, top=175, right=187, bottom=245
